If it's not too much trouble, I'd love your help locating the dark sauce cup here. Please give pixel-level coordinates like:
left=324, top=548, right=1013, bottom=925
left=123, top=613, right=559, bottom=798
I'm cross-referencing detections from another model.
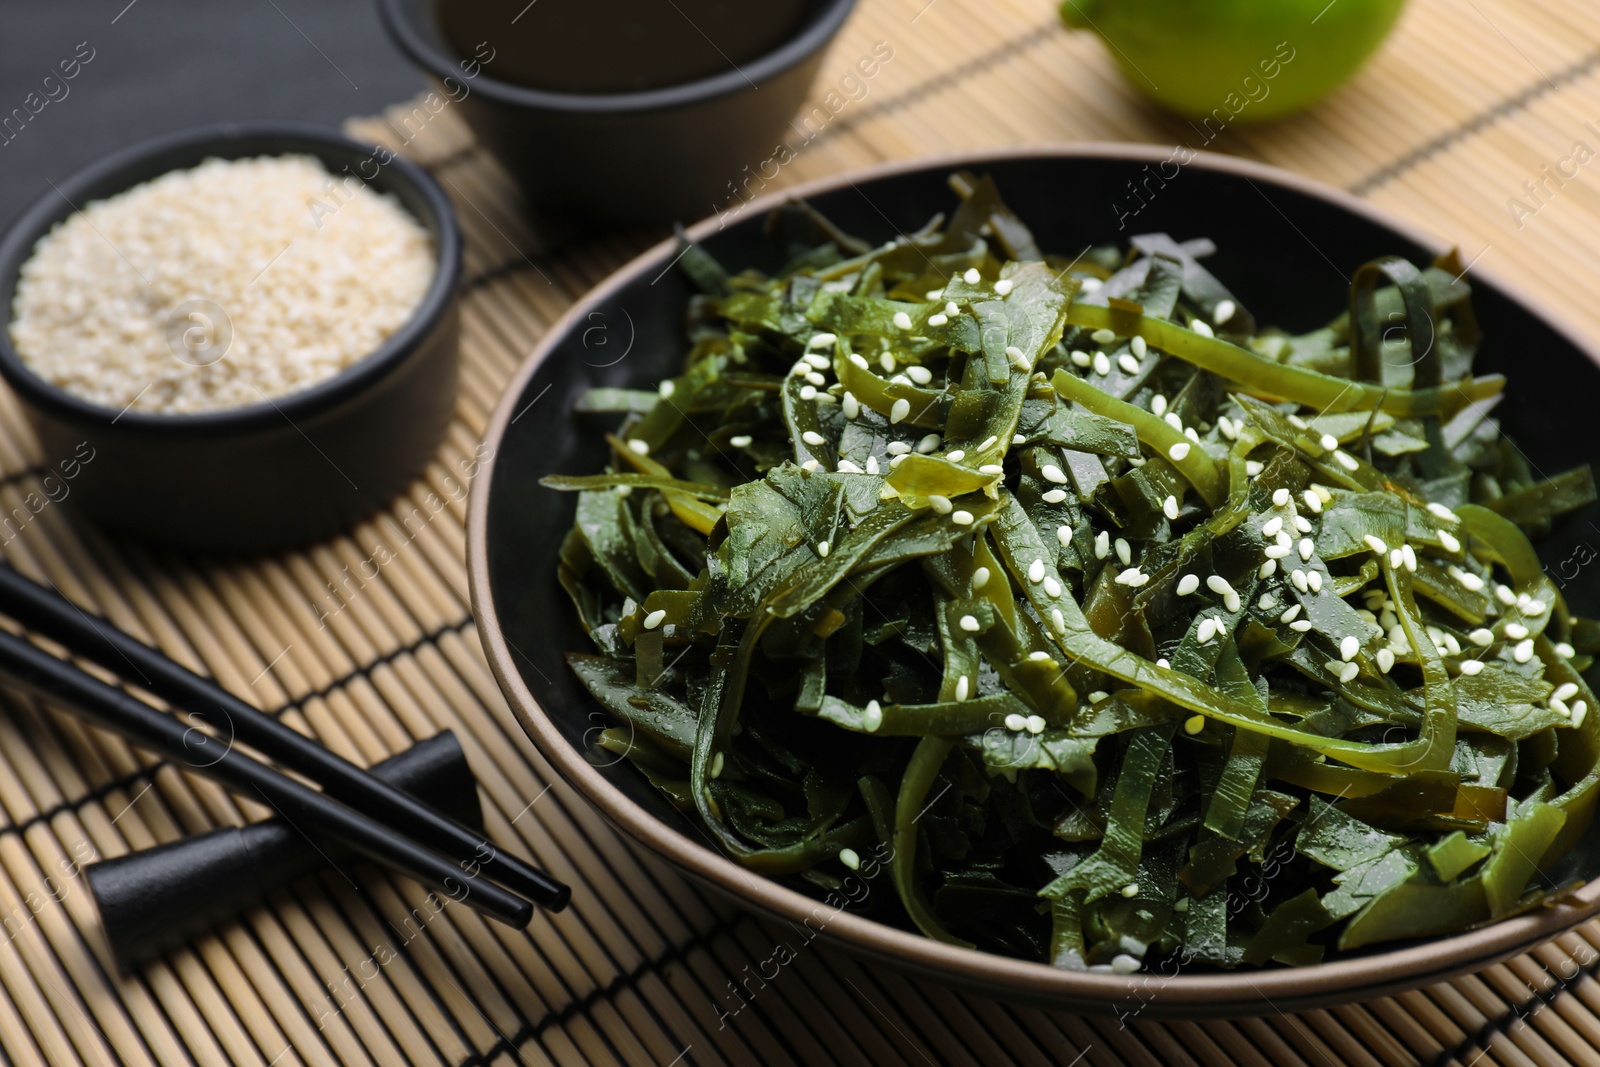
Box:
left=377, top=0, right=859, bottom=227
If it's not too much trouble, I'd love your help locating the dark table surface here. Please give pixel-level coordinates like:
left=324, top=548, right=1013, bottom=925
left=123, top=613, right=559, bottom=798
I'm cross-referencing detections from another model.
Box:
left=0, top=0, right=423, bottom=232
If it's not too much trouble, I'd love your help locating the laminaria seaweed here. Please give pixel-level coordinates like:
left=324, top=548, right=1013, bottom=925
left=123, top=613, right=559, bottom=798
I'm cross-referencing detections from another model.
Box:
left=548, top=173, right=1600, bottom=972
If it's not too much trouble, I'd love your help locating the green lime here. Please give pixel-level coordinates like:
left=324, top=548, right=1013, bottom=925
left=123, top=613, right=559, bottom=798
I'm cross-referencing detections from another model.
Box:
left=1060, top=0, right=1407, bottom=121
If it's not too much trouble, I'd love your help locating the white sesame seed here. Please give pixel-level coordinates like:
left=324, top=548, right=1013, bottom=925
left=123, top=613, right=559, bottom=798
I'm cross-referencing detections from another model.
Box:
left=1042, top=489, right=1068, bottom=503
left=1051, top=608, right=1066, bottom=633
left=1205, top=575, right=1232, bottom=597
left=1307, top=571, right=1323, bottom=592
left=955, top=675, right=970, bottom=701
left=1025, top=714, right=1046, bottom=734
left=889, top=398, right=911, bottom=424
left=800, top=385, right=818, bottom=401
left=945, top=301, right=960, bottom=317
left=1197, top=618, right=1219, bottom=643
left=801, top=459, right=820, bottom=471
left=1263, top=517, right=1285, bottom=538
left=1291, top=570, right=1309, bottom=593
left=1555, top=682, right=1580, bottom=702
left=1121, top=882, right=1140, bottom=898
left=1095, top=531, right=1111, bottom=559
left=952, top=510, right=974, bottom=526
left=1434, top=530, right=1459, bottom=554
left=1338, top=661, right=1360, bottom=684
left=1041, top=464, right=1068, bottom=484
left=1494, top=585, right=1517, bottom=606
left=1463, top=628, right=1492, bottom=647
left=1299, top=538, right=1315, bottom=562
left=1303, top=490, right=1323, bottom=515
left=1070, top=349, right=1093, bottom=367
left=1377, top=648, right=1395, bottom=673
left=1191, top=320, right=1214, bottom=338
left=1158, top=658, right=1172, bottom=668
left=1272, top=488, right=1290, bottom=507
left=849, top=352, right=870, bottom=370
left=1013, top=433, right=1027, bottom=446
left=1426, top=502, right=1459, bottom=523
left=1290, top=620, right=1313, bottom=632
left=1130, top=335, right=1148, bottom=359
left=1400, top=544, right=1417, bottom=572
left=1218, top=415, right=1240, bottom=441
left=802, top=430, right=826, bottom=447
left=836, top=460, right=860, bottom=474
left=643, top=609, right=666, bottom=629
left=1163, top=495, right=1180, bottom=520
left=1457, top=571, right=1485, bottom=593
left=1118, top=353, right=1141, bottom=375
left=658, top=380, right=676, bottom=399
left=905, top=365, right=933, bottom=385
left=927, top=313, right=949, bottom=327
left=1214, top=300, right=1236, bottom=325
left=917, top=433, right=942, bottom=454
left=838, top=847, right=860, bottom=870
left=1245, top=460, right=1265, bottom=477
left=1575, top=701, right=1590, bottom=729
left=866, top=456, right=879, bottom=475
left=1504, top=622, right=1528, bottom=640
left=1459, top=659, right=1484, bottom=676
left=801, top=353, right=829, bottom=371
left=1319, top=433, right=1340, bottom=451
left=1091, top=328, right=1117, bottom=345
left=1151, top=395, right=1168, bottom=417
left=927, top=495, right=953, bottom=514
left=1093, top=352, right=1112, bottom=376
left=1057, top=525, right=1074, bottom=548
left=1115, top=538, right=1132, bottom=566
left=1045, top=576, right=1062, bottom=598
left=978, top=464, right=1003, bottom=476
left=946, top=449, right=967, bottom=462
left=1028, top=650, right=1049, bottom=662
left=893, top=311, right=913, bottom=331
left=1523, top=596, right=1547, bottom=615
left=1280, top=605, right=1302, bottom=623
left=1292, top=515, right=1312, bottom=533
left=1029, top=559, right=1046, bottom=583
left=1177, top=574, right=1201, bottom=596
left=880, top=352, right=897, bottom=372
left=1340, top=635, right=1360, bottom=661
left=1002, top=713, right=1027, bottom=731
left=1513, top=639, right=1535, bottom=663
left=964, top=268, right=981, bottom=284
left=1168, top=442, right=1191, bottom=461
left=628, top=439, right=650, bottom=455
left=959, top=614, right=980, bottom=632
left=1259, top=560, right=1277, bottom=578
left=1164, top=412, right=1185, bottom=432
left=817, top=540, right=831, bottom=557
left=730, top=435, right=753, bottom=447
left=1265, top=543, right=1291, bottom=559
left=863, top=700, right=883, bottom=732
left=1557, top=642, right=1577, bottom=658
left=993, top=278, right=1014, bottom=296
left=1185, top=427, right=1200, bottom=443
left=1334, top=450, right=1360, bottom=472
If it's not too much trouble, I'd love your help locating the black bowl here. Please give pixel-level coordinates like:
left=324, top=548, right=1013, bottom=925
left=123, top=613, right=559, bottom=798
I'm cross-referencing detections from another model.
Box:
left=377, top=0, right=859, bottom=226
left=469, top=147, right=1600, bottom=1016
left=0, top=123, right=461, bottom=554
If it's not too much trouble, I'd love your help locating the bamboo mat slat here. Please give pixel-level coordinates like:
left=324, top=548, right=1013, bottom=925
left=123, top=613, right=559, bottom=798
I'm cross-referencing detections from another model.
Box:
left=0, top=0, right=1593, bottom=1062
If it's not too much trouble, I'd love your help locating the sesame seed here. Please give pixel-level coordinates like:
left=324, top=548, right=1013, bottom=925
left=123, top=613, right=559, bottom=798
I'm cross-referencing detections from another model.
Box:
left=890, top=398, right=911, bottom=423
left=1025, top=714, right=1046, bottom=734
left=1092, top=352, right=1112, bottom=376
left=1459, top=659, right=1485, bottom=675
left=1504, top=622, right=1529, bottom=640
left=1291, top=570, right=1309, bottom=593
left=905, top=365, right=933, bottom=385
left=1164, top=412, right=1185, bottom=432
left=1575, top=701, right=1590, bottom=729
left=802, top=430, right=826, bottom=446
left=1514, top=639, right=1535, bottom=663
left=1197, top=617, right=1219, bottom=643
left=927, top=313, right=949, bottom=327
left=839, top=847, right=860, bottom=870
left=1091, top=328, right=1117, bottom=345
left=1206, top=575, right=1234, bottom=597
left=1557, top=641, right=1577, bottom=658
left=1169, top=442, right=1191, bottom=461
left=1185, top=427, right=1200, bottom=443
left=1458, top=571, right=1485, bottom=592
left=917, top=433, right=942, bottom=453
left=1029, top=559, right=1046, bottom=583
left=1290, top=620, right=1313, bottom=632
left=952, top=510, right=974, bottom=526
left=1426, top=502, right=1459, bottom=522
left=840, top=393, right=861, bottom=421
left=959, top=614, right=980, bottom=632
left=928, top=495, right=953, bottom=514
left=866, top=456, right=879, bottom=475
left=1375, top=648, right=1395, bottom=673
left=1095, top=531, right=1111, bottom=559
left=1013, top=433, right=1027, bottom=446
left=628, top=439, right=650, bottom=455
left=1245, top=460, right=1265, bottom=477
left=1070, top=349, right=1093, bottom=367
left=1184, top=715, right=1205, bottom=735
left=1163, top=495, right=1180, bottom=520
left=730, top=435, right=753, bottom=448
left=994, top=278, right=1014, bottom=296
left=1308, top=571, right=1324, bottom=592
left=1118, top=353, right=1141, bottom=375
left=886, top=441, right=911, bottom=457
left=1494, top=585, right=1517, bottom=606
left=1121, top=882, right=1140, bottom=898
left=800, top=385, right=818, bottom=401
left=849, top=352, right=870, bottom=370
left=1338, top=662, right=1360, bottom=684
left=893, top=311, right=913, bottom=331
left=1400, top=544, right=1417, bottom=572
left=1028, top=650, right=1049, bottom=661
left=978, top=464, right=1003, bottom=476
left=947, top=449, right=967, bottom=462
left=1057, top=525, right=1074, bottom=548
left=1292, top=515, right=1313, bottom=533
left=964, top=268, right=981, bottom=284
left=1555, top=682, right=1580, bottom=702
left=1042, top=488, right=1068, bottom=503
left=1157, top=658, right=1171, bottom=668
left=1041, top=464, right=1068, bottom=484
left=1177, top=574, right=1201, bottom=596
left=836, top=460, right=860, bottom=474
left=1552, top=696, right=1571, bottom=717
left=1191, top=320, right=1215, bottom=338
left=1115, top=538, right=1132, bottom=565
left=863, top=700, right=883, bottom=731
left=1263, top=517, right=1285, bottom=538
left=1214, top=300, right=1236, bottom=325
left=1523, top=596, right=1547, bottom=615
left=1045, top=576, right=1062, bottom=598
left=1334, top=450, right=1360, bottom=472
left=1467, top=628, right=1493, bottom=647
left=1340, top=635, right=1360, bottom=661
left=1051, top=608, right=1066, bottom=633
left=955, top=675, right=970, bottom=701
left=801, top=459, right=820, bottom=472
left=643, top=609, right=666, bottom=629
left=817, top=540, right=831, bottom=557
left=1151, top=395, right=1168, bottom=417
left=945, top=301, right=960, bottom=317
left=881, top=352, right=897, bottom=372
left=1272, top=488, right=1292, bottom=508
left=1279, top=605, right=1302, bottom=624
left=1319, top=433, right=1339, bottom=451
left=1259, top=560, right=1277, bottom=578
left=1298, top=538, right=1315, bottom=561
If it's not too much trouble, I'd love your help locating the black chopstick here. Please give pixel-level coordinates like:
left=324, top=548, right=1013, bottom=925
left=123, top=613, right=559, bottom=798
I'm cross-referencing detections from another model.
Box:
left=0, top=564, right=568, bottom=914
left=0, top=626, right=535, bottom=927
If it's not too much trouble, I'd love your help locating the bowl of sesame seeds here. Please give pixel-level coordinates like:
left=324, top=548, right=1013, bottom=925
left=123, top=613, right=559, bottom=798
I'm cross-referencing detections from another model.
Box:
left=470, top=146, right=1600, bottom=1015
left=0, top=122, right=462, bottom=553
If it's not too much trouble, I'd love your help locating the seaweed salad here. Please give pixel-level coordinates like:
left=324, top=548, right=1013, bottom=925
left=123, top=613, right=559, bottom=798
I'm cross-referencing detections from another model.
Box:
left=547, top=173, right=1600, bottom=971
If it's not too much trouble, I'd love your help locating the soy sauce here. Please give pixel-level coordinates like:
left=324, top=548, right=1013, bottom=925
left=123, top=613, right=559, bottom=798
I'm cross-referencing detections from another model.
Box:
left=439, top=0, right=816, bottom=95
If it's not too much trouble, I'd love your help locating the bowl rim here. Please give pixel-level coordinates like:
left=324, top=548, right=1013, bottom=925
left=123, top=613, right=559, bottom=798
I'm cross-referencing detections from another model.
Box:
left=468, top=143, right=1600, bottom=1014
left=375, top=0, right=860, bottom=115
left=0, top=121, right=462, bottom=435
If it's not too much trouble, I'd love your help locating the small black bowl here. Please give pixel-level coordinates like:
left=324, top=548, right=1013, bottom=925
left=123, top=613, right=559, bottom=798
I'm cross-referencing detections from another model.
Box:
left=0, top=122, right=461, bottom=554
left=377, top=0, right=859, bottom=227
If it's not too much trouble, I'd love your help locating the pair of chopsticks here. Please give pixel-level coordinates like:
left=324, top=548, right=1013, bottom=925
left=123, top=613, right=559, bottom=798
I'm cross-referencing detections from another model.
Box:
left=0, top=564, right=569, bottom=927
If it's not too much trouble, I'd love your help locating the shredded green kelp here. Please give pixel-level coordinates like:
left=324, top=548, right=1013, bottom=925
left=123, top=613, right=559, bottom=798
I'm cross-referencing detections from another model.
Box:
left=548, top=173, right=1600, bottom=971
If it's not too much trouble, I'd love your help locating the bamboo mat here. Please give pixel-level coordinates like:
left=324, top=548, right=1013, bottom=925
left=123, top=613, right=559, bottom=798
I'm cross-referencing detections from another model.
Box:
left=1, top=0, right=1598, bottom=1064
